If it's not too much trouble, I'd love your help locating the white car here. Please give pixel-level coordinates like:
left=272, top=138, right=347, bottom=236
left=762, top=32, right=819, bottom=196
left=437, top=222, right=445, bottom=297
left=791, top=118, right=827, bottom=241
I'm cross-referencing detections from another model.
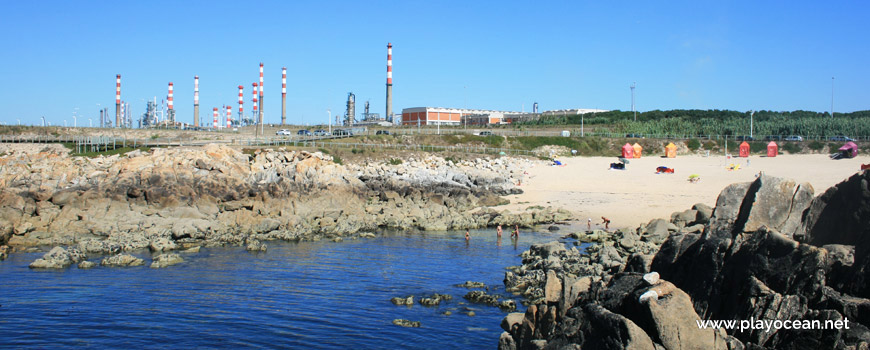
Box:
left=276, top=129, right=292, bottom=136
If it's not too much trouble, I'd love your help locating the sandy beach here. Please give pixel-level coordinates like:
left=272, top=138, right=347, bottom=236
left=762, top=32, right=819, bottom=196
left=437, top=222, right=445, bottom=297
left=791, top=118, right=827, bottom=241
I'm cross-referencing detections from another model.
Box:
left=503, top=153, right=869, bottom=230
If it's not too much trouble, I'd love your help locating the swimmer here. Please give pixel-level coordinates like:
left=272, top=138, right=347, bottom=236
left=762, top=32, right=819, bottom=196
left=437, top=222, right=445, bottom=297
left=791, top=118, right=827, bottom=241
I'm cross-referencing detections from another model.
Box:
left=465, top=231, right=470, bottom=241
left=497, top=225, right=503, bottom=237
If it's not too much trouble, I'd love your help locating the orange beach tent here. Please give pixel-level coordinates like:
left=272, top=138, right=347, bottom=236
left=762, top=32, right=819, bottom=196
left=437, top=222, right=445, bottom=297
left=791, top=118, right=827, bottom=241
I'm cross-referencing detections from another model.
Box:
left=664, top=143, right=677, bottom=158
left=621, top=143, right=634, bottom=158
left=767, top=142, right=778, bottom=157
left=739, top=142, right=750, bottom=158
left=632, top=143, right=643, bottom=158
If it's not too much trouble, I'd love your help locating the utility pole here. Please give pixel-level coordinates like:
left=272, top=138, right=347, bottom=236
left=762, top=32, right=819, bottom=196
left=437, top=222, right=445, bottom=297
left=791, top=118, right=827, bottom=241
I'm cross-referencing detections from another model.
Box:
left=750, top=111, right=754, bottom=138
left=831, top=77, right=835, bottom=118
left=631, top=82, right=636, bottom=121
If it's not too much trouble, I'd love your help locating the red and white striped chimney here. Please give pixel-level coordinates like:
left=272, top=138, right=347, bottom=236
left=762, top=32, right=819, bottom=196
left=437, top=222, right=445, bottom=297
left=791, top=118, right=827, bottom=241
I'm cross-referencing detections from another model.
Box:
left=281, top=67, right=287, bottom=125
left=115, top=74, right=121, bottom=127
left=238, top=85, right=244, bottom=121
left=226, top=105, right=232, bottom=129
left=167, top=82, right=174, bottom=110
left=258, top=63, right=264, bottom=125
left=194, top=76, right=200, bottom=127
left=386, top=43, right=393, bottom=119
left=252, top=82, right=259, bottom=115
left=213, top=107, right=218, bottom=128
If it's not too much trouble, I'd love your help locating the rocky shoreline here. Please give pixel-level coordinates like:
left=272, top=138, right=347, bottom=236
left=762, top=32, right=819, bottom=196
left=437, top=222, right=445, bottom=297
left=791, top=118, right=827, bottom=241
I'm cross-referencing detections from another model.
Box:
left=498, top=171, right=870, bottom=349
left=0, top=144, right=570, bottom=266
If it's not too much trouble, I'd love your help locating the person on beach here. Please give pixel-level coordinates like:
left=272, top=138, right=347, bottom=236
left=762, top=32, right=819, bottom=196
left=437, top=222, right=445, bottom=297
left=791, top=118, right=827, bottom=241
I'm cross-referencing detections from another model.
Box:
left=465, top=231, right=470, bottom=241
left=587, top=218, right=592, bottom=231
left=601, top=217, right=611, bottom=230
left=497, top=225, right=503, bottom=237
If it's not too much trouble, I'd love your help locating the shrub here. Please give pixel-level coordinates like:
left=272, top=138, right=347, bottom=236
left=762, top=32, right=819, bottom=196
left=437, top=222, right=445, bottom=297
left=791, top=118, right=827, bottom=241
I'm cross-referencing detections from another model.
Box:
left=351, top=148, right=364, bottom=154
left=703, top=141, right=717, bottom=150
left=807, top=141, right=824, bottom=151
left=388, top=158, right=402, bottom=165
left=150, top=134, right=160, bottom=140
left=686, top=139, right=701, bottom=151
left=780, top=142, right=802, bottom=154
left=332, top=155, right=343, bottom=165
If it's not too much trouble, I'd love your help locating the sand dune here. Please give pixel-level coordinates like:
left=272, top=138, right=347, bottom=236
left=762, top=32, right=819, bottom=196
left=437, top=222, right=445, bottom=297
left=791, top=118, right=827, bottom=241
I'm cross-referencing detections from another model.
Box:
left=503, top=153, right=869, bottom=230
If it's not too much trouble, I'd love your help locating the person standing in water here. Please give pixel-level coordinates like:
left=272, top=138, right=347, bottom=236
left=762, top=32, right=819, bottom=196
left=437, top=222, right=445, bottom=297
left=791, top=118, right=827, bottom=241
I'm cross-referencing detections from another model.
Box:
left=497, top=225, right=503, bottom=237
left=511, top=225, right=519, bottom=239
left=465, top=231, right=470, bottom=241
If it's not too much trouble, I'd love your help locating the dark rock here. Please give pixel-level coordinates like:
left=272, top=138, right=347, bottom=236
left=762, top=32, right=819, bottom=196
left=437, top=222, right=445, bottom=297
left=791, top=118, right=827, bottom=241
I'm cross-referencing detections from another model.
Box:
left=455, top=281, right=487, bottom=289
left=391, top=296, right=414, bottom=306
left=548, top=225, right=560, bottom=232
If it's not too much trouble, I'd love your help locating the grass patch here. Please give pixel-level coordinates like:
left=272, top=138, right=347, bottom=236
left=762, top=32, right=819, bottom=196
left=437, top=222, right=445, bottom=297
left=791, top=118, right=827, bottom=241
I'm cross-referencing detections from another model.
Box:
left=527, top=205, right=545, bottom=210
left=780, top=142, right=802, bottom=154
left=150, top=134, right=160, bottom=140
left=703, top=141, right=717, bottom=150
left=67, top=144, right=152, bottom=158
left=686, top=139, right=701, bottom=151
left=388, top=158, right=402, bottom=165
left=351, top=148, right=364, bottom=154
left=808, top=141, right=824, bottom=151
left=444, top=156, right=460, bottom=163
left=513, top=136, right=582, bottom=150
left=332, top=155, right=343, bottom=165
left=317, top=148, right=330, bottom=154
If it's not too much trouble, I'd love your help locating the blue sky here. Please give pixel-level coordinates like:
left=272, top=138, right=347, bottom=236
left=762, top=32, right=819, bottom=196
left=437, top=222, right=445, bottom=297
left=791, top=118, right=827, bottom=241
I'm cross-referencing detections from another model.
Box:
left=1, top=0, right=867, bottom=127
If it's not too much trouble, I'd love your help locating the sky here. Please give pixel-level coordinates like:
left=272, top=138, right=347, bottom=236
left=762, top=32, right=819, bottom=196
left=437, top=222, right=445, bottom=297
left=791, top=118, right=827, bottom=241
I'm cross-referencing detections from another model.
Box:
left=1, top=0, right=868, bottom=127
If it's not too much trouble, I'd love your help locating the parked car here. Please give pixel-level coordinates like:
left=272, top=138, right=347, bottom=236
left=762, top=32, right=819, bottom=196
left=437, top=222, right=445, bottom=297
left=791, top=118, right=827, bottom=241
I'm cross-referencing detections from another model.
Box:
left=784, top=135, right=803, bottom=141
left=763, top=135, right=782, bottom=141
left=735, top=135, right=755, bottom=141
left=276, top=129, right=292, bottom=136
left=297, top=129, right=312, bottom=136
left=829, top=135, right=855, bottom=142
left=479, top=131, right=493, bottom=136
left=313, top=129, right=329, bottom=136
left=333, top=129, right=352, bottom=136
left=375, top=130, right=391, bottom=135
left=625, top=133, right=643, bottom=138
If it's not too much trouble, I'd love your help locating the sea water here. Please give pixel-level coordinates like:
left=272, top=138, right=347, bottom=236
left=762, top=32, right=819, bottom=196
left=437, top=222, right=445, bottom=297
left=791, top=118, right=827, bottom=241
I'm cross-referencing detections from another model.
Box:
left=0, top=229, right=565, bottom=349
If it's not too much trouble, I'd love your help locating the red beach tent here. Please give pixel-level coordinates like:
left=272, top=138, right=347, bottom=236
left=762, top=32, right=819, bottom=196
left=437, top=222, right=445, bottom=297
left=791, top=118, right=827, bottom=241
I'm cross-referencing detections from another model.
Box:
left=739, top=142, right=750, bottom=158
left=622, top=143, right=634, bottom=159
left=767, top=142, right=778, bottom=157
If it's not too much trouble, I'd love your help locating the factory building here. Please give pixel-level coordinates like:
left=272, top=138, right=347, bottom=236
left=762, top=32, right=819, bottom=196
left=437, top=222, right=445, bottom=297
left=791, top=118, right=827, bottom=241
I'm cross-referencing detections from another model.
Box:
left=400, top=107, right=521, bottom=126
left=401, top=107, right=610, bottom=126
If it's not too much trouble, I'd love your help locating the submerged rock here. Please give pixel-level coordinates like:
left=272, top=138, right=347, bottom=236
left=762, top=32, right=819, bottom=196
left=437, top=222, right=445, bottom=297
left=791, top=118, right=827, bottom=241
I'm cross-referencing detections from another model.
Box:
left=455, top=281, right=487, bottom=289
left=391, top=296, right=414, bottom=306
left=392, top=319, right=421, bottom=328
left=77, top=260, right=96, bottom=269
left=150, top=253, right=183, bottom=268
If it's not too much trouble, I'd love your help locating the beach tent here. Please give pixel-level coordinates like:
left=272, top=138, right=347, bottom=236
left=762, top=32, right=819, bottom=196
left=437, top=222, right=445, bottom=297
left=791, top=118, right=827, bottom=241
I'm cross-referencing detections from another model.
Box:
left=664, top=143, right=677, bottom=158
left=621, top=143, right=634, bottom=159
left=633, top=143, right=643, bottom=158
left=739, top=142, right=750, bottom=158
left=767, top=142, right=778, bottom=157
left=839, top=142, right=858, bottom=158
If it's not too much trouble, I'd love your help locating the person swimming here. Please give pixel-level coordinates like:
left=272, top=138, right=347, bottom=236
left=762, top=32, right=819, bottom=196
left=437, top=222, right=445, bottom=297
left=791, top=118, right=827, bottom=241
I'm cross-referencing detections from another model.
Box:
left=465, top=231, right=470, bottom=241
left=497, top=225, right=503, bottom=237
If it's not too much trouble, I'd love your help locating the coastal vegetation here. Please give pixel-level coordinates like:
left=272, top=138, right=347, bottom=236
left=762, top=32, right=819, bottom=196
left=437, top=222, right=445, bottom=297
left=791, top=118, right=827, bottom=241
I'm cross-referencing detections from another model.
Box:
left=515, top=109, right=870, bottom=138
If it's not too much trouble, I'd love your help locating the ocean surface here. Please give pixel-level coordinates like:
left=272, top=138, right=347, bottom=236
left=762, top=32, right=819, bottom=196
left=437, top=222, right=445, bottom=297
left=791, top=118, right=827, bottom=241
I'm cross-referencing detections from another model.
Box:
left=0, top=229, right=568, bottom=349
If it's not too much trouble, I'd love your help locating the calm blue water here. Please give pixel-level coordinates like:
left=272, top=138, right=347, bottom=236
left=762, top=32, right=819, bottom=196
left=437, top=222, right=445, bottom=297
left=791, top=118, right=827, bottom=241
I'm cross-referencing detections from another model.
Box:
left=0, top=229, right=563, bottom=349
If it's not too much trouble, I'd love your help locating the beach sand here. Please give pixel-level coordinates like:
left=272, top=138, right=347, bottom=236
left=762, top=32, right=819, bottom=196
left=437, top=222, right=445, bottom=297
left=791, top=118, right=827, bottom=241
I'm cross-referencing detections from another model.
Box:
left=503, top=153, right=869, bottom=230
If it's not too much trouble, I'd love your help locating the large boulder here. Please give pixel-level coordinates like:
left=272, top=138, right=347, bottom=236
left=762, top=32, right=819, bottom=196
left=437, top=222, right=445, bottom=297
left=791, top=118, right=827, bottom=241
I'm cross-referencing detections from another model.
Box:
left=101, top=253, right=144, bottom=267
left=707, top=174, right=813, bottom=239
left=150, top=253, right=183, bottom=268
left=29, top=246, right=86, bottom=269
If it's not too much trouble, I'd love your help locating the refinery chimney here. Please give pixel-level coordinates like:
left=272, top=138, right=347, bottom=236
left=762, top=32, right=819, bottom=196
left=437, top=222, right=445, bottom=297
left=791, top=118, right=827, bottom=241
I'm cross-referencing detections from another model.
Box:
left=281, top=67, right=287, bottom=125
left=386, top=43, right=393, bottom=120
left=167, top=82, right=175, bottom=124
left=115, top=74, right=121, bottom=127
left=238, top=85, right=244, bottom=122
left=194, top=76, right=200, bottom=127
left=258, top=63, right=264, bottom=129
left=346, top=92, right=356, bottom=126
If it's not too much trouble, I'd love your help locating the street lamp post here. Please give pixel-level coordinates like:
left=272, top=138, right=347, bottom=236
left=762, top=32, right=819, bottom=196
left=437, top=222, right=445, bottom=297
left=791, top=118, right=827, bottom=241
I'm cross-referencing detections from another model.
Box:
left=750, top=111, right=754, bottom=139
left=73, top=115, right=77, bottom=128
left=41, top=116, right=45, bottom=127
left=831, top=77, right=835, bottom=119
left=89, top=118, right=92, bottom=127
left=327, top=109, right=331, bottom=134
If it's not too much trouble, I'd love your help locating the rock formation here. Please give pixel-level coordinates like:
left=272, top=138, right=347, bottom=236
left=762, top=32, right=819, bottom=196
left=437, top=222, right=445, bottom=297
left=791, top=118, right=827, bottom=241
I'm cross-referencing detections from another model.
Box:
left=500, top=172, right=870, bottom=350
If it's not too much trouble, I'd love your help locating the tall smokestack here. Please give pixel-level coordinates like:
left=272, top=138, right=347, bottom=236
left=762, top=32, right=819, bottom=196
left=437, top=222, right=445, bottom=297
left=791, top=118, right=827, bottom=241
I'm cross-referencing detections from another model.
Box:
left=194, top=76, right=200, bottom=127
left=115, top=74, right=121, bottom=128
left=258, top=63, right=264, bottom=127
left=226, top=105, right=232, bottom=129
left=281, top=67, right=287, bottom=125
left=238, top=85, right=244, bottom=122
left=386, top=43, right=392, bottom=120
left=252, top=83, right=259, bottom=120
left=167, top=82, right=175, bottom=124
left=213, top=107, right=218, bottom=129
